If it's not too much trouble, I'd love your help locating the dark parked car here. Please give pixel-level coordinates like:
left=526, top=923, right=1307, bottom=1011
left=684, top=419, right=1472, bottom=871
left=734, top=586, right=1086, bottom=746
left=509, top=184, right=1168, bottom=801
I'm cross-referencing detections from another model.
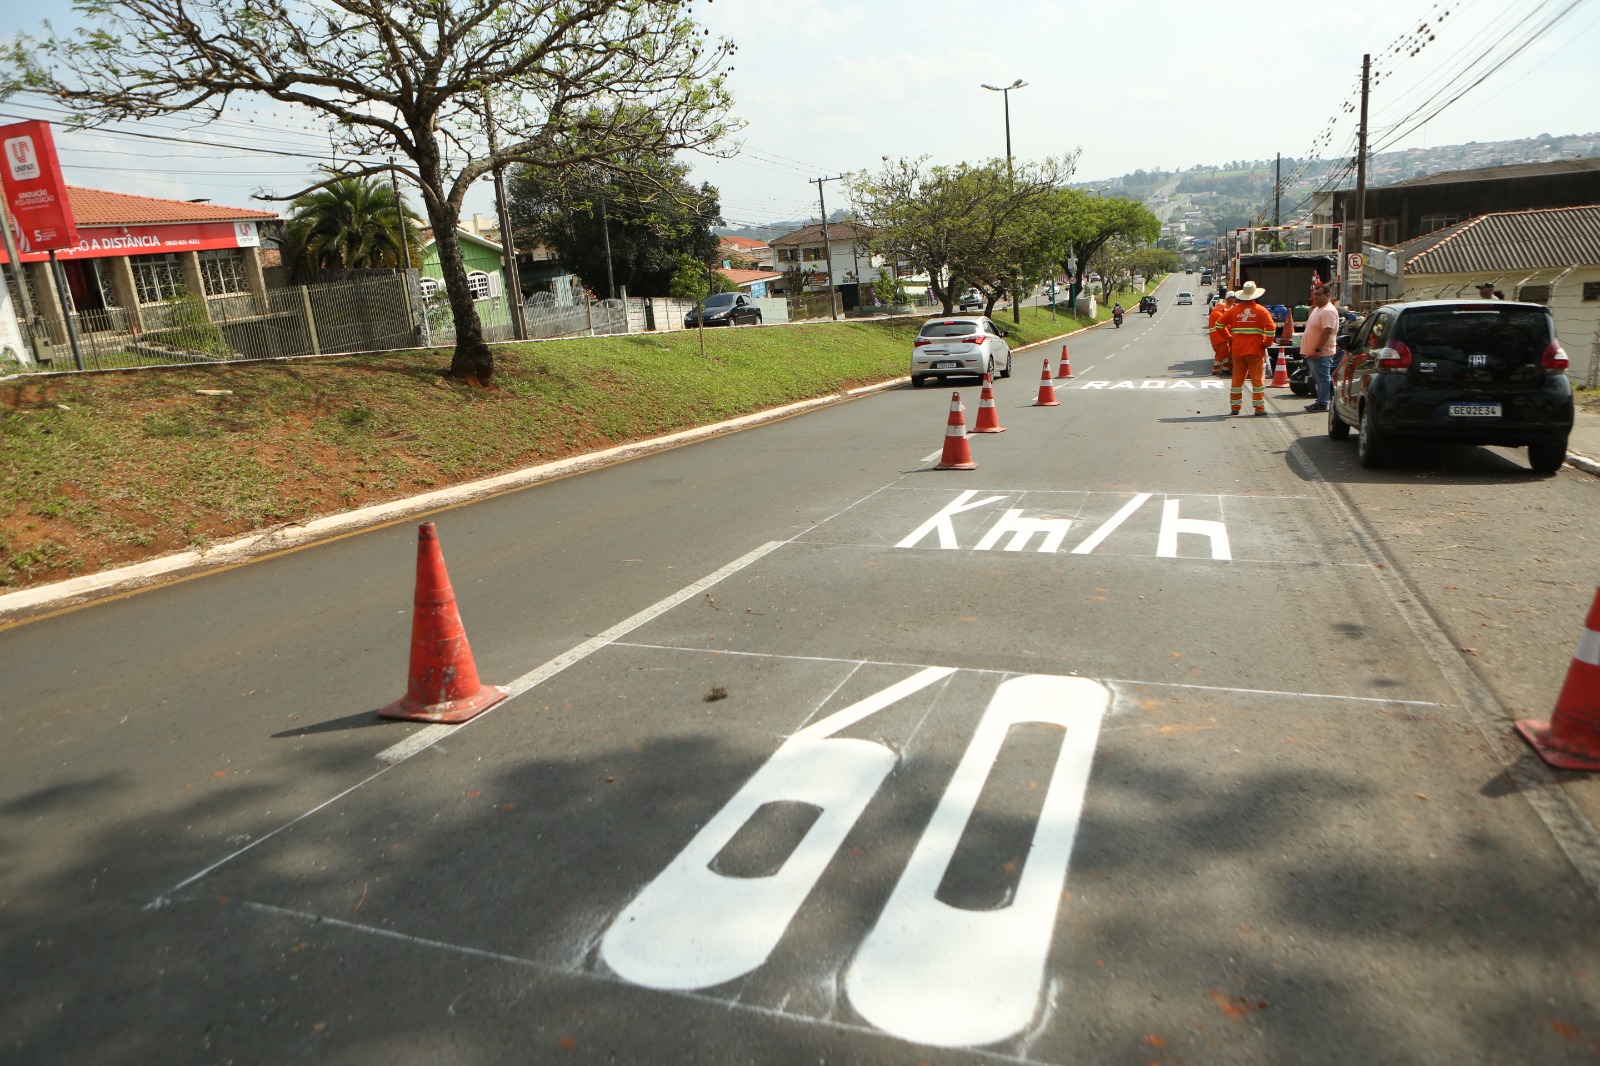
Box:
left=685, top=292, right=763, bottom=327
left=1327, top=300, right=1572, bottom=473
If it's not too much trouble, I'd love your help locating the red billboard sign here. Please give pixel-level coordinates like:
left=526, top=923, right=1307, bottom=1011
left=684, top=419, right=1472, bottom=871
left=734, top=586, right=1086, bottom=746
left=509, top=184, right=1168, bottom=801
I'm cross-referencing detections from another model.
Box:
left=0, top=120, right=79, bottom=253
left=0, top=219, right=263, bottom=265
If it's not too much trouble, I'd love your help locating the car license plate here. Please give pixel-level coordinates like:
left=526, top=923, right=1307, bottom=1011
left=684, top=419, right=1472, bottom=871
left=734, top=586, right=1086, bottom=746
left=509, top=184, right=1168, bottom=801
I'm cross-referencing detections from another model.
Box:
left=933, top=360, right=961, bottom=369
left=1449, top=403, right=1500, bottom=417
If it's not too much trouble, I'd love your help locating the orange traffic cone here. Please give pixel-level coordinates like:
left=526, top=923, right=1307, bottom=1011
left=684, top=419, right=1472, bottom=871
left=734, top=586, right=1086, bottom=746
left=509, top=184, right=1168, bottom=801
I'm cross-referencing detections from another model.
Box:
left=934, top=392, right=978, bottom=470
left=971, top=373, right=1006, bottom=433
left=1057, top=344, right=1073, bottom=379
left=1270, top=347, right=1291, bottom=388
left=379, top=522, right=509, bottom=724
left=1032, top=358, right=1060, bottom=407
left=1514, top=583, right=1600, bottom=771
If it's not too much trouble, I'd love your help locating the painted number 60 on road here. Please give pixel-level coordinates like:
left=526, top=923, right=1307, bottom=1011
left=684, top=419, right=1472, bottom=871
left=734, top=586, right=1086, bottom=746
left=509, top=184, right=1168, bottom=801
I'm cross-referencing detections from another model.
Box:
left=600, top=669, right=1110, bottom=1049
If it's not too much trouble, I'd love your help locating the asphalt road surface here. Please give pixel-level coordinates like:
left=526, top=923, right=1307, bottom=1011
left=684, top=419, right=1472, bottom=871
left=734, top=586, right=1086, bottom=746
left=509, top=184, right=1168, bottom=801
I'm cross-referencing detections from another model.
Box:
left=5, top=275, right=1600, bottom=1064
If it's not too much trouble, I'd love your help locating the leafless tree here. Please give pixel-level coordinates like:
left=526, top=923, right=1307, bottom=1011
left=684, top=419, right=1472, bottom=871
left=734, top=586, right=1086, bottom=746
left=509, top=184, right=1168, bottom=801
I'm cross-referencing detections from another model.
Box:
left=6, top=0, right=738, bottom=384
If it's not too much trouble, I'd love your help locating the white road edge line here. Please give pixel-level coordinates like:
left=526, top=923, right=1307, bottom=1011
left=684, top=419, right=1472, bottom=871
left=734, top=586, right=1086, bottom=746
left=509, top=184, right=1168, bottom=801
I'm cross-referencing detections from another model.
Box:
left=1275, top=418, right=1600, bottom=902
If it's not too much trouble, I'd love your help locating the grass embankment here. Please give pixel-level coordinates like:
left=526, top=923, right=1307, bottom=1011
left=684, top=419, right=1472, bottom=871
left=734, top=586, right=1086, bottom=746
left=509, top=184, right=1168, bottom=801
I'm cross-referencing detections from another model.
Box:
left=0, top=307, right=1088, bottom=590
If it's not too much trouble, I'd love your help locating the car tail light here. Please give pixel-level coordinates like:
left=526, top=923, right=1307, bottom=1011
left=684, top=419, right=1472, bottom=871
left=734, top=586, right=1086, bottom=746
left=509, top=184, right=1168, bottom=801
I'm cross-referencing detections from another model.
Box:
left=1543, top=340, right=1569, bottom=371
left=914, top=338, right=933, bottom=347
left=1377, top=340, right=1412, bottom=369
left=966, top=334, right=986, bottom=345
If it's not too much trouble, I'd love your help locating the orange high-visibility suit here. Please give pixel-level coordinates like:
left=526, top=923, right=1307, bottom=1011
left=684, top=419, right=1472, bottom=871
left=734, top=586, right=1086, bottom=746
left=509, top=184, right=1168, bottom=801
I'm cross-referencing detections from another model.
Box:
left=1207, top=301, right=1233, bottom=376
left=1219, top=301, right=1277, bottom=415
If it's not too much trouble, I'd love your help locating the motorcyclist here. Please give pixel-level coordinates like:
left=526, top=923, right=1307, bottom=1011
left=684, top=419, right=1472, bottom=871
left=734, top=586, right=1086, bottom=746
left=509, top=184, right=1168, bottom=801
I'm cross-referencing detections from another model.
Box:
left=1112, top=302, right=1124, bottom=327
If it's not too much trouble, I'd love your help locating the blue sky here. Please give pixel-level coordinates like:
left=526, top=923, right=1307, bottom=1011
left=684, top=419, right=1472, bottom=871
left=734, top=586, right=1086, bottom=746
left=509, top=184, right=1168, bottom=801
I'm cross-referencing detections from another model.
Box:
left=3, top=0, right=1596, bottom=225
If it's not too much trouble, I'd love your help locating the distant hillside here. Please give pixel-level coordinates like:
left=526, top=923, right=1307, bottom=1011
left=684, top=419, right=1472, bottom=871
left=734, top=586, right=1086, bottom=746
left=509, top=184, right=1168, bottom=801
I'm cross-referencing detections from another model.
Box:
left=720, top=132, right=1600, bottom=236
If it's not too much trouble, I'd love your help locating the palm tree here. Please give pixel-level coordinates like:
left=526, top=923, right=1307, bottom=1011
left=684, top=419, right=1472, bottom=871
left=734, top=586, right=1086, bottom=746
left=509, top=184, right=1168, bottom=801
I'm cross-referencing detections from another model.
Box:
left=283, top=176, right=421, bottom=282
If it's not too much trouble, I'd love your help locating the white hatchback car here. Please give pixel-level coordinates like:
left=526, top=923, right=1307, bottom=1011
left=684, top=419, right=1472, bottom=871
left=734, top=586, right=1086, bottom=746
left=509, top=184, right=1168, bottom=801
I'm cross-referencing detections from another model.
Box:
left=911, top=316, right=1012, bottom=387
left=1176, top=291, right=1194, bottom=305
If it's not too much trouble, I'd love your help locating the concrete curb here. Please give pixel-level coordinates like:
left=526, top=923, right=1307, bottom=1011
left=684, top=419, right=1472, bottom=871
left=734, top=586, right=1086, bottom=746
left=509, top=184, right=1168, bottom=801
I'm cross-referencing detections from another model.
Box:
left=0, top=379, right=905, bottom=624
left=1566, top=451, right=1600, bottom=477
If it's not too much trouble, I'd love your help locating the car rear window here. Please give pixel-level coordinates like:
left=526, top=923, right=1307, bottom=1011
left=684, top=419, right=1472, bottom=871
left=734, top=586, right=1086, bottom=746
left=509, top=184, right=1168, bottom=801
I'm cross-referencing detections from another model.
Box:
left=1397, top=306, right=1551, bottom=364
left=919, top=322, right=981, bottom=338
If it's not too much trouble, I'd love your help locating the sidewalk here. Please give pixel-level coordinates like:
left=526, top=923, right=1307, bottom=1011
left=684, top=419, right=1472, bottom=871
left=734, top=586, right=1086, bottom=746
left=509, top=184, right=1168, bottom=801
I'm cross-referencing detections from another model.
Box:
left=1569, top=405, right=1600, bottom=475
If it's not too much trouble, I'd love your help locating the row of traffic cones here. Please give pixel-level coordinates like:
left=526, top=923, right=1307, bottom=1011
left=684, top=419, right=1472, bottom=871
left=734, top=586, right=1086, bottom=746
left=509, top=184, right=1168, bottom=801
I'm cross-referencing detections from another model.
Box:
left=933, top=346, right=1072, bottom=469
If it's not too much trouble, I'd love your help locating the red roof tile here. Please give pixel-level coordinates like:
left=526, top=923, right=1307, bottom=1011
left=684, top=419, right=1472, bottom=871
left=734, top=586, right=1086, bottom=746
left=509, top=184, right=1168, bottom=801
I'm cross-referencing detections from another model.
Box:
left=66, top=185, right=278, bottom=226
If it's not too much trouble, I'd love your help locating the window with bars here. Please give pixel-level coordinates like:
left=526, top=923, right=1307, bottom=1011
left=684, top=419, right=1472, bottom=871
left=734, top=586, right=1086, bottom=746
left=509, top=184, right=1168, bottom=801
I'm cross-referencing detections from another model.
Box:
left=132, top=254, right=185, bottom=304
left=199, top=250, right=247, bottom=295
left=1517, top=285, right=1550, bottom=305
left=1583, top=281, right=1600, bottom=302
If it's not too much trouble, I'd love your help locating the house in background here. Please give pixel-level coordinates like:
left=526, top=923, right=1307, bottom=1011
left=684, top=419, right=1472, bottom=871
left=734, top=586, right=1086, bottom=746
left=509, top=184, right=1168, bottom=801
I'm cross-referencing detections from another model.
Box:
left=417, top=228, right=514, bottom=340
left=1391, top=202, right=1600, bottom=384
left=718, top=235, right=775, bottom=272
left=716, top=267, right=783, bottom=297
left=0, top=186, right=276, bottom=363
left=768, top=221, right=884, bottom=311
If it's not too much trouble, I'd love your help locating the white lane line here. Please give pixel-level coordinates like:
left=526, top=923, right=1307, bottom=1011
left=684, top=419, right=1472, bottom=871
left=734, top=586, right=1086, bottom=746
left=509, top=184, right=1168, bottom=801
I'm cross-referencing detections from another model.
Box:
left=235, top=899, right=1049, bottom=1066
left=149, top=541, right=789, bottom=905
left=606, top=641, right=1445, bottom=707
left=375, top=540, right=788, bottom=764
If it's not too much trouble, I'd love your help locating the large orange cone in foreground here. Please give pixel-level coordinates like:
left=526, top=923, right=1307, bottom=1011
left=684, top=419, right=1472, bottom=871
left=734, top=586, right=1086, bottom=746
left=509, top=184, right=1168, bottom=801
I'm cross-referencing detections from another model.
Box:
left=379, top=522, right=509, bottom=724
left=1057, top=344, right=1073, bottom=379
left=934, top=392, right=978, bottom=470
left=1032, top=358, right=1060, bottom=407
left=1515, top=583, right=1600, bottom=771
left=971, top=373, right=1006, bottom=433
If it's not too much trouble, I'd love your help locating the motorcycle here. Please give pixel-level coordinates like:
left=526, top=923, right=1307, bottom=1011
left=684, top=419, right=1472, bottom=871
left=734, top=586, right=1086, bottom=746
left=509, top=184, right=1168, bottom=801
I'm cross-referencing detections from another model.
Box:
left=1112, top=309, right=1124, bottom=328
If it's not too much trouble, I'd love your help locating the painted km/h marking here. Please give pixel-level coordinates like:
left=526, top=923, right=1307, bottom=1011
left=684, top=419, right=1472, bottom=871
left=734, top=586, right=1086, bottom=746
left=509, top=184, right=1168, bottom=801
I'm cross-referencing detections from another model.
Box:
left=897, top=490, right=1231, bottom=560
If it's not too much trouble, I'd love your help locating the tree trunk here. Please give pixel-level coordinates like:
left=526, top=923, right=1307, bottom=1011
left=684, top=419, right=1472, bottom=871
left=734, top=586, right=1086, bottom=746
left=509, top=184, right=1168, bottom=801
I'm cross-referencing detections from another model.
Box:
left=422, top=202, right=494, bottom=384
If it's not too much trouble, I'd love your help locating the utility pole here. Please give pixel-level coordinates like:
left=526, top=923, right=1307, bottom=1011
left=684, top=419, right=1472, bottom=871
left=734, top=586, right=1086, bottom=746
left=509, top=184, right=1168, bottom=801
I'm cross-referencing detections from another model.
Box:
left=388, top=156, right=418, bottom=344
left=1273, top=153, right=1281, bottom=230
left=1350, top=53, right=1370, bottom=310
left=810, top=175, right=844, bottom=320
left=600, top=195, right=616, bottom=301
left=482, top=90, right=527, bottom=340
left=982, top=79, right=1027, bottom=323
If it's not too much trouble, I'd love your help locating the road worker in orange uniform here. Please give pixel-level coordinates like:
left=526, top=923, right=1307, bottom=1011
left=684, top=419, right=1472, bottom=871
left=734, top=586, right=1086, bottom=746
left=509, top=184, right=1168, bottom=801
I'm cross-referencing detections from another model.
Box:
left=1208, top=292, right=1236, bottom=376
left=1219, top=281, right=1276, bottom=416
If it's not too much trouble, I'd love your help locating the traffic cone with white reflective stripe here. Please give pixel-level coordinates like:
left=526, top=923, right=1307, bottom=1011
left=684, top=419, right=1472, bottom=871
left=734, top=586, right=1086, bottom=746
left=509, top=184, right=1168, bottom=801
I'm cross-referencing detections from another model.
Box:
left=971, top=373, right=1006, bottom=433
left=1057, top=344, right=1073, bottom=379
left=1270, top=347, right=1291, bottom=388
left=934, top=391, right=978, bottom=470
left=1515, top=582, right=1600, bottom=771
left=379, top=522, right=509, bottom=724
left=1032, top=358, right=1060, bottom=407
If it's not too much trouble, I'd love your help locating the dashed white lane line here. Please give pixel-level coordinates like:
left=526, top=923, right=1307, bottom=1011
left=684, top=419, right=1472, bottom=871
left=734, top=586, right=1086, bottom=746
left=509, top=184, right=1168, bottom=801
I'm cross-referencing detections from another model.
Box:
left=148, top=540, right=789, bottom=904
left=375, top=539, right=788, bottom=764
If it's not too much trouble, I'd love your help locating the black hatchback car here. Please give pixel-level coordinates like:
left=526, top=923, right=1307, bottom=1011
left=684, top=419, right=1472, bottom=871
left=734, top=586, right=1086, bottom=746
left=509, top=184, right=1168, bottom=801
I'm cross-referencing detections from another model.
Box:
left=1328, top=300, right=1572, bottom=473
left=684, top=292, right=763, bottom=327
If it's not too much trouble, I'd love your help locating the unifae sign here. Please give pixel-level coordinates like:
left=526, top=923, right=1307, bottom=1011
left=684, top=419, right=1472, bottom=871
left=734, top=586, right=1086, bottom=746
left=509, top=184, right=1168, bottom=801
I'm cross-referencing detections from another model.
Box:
left=0, top=220, right=262, bottom=264
left=0, top=119, right=79, bottom=253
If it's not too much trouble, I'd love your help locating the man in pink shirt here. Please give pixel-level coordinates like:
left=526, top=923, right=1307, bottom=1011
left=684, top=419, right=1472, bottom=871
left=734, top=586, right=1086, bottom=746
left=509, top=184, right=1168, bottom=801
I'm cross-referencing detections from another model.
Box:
left=1299, top=284, right=1341, bottom=412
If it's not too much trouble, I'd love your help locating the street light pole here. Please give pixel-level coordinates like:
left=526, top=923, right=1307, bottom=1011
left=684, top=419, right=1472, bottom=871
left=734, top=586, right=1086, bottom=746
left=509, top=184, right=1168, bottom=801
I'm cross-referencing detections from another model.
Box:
left=981, top=79, right=1027, bottom=323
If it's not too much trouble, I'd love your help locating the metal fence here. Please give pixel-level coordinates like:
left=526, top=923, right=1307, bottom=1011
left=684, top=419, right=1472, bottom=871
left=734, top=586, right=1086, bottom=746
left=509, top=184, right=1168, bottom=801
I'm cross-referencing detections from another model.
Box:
left=9, top=272, right=426, bottom=375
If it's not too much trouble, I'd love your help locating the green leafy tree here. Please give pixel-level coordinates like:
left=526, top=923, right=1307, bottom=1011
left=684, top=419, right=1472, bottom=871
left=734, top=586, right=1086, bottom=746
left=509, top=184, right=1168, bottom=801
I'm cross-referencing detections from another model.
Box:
left=1052, top=195, right=1161, bottom=303
left=283, top=176, right=420, bottom=283
left=850, top=153, right=1078, bottom=315
left=7, top=0, right=737, bottom=385
left=508, top=155, right=722, bottom=298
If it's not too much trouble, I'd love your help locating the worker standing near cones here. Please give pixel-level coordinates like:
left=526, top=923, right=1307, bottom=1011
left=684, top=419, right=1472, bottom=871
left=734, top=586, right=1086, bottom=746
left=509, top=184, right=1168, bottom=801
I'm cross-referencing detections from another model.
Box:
left=1218, top=282, right=1276, bottom=416
left=1208, top=292, right=1236, bottom=377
